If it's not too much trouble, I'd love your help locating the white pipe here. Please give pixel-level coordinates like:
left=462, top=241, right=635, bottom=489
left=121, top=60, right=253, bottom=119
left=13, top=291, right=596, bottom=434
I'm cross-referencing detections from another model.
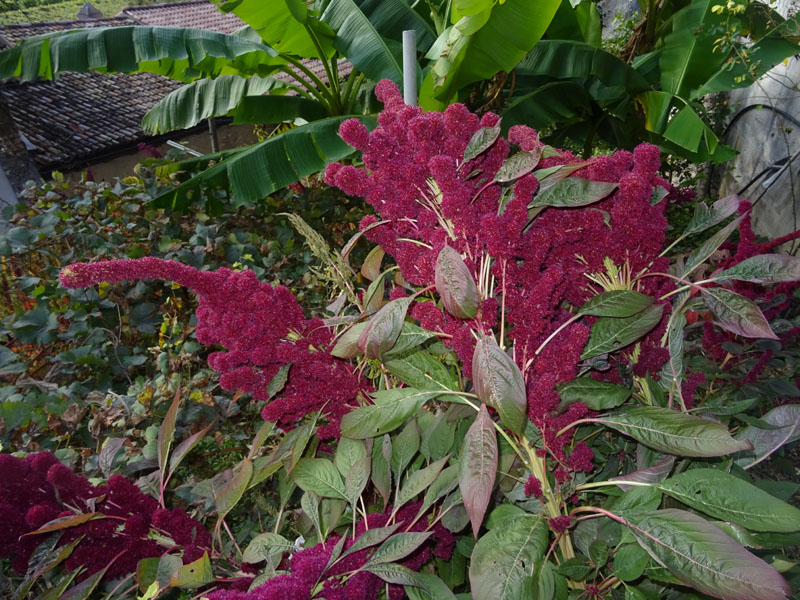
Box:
left=402, top=30, right=417, bottom=106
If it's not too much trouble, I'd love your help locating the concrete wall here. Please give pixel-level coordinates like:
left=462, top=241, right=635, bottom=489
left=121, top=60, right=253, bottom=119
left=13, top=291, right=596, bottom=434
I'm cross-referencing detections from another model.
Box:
left=62, top=122, right=258, bottom=184
left=718, top=0, right=800, bottom=244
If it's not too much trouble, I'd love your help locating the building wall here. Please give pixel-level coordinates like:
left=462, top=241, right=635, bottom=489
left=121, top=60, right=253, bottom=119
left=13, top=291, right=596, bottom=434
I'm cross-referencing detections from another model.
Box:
left=62, top=123, right=259, bottom=183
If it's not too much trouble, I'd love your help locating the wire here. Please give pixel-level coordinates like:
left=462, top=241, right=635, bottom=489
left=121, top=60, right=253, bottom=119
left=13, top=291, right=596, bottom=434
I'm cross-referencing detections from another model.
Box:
left=706, top=103, right=800, bottom=199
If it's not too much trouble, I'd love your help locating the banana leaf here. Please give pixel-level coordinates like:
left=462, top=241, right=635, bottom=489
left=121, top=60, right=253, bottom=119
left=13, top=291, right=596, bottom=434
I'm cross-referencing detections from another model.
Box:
left=637, top=91, right=734, bottom=162
left=142, top=74, right=292, bottom=134
left=355, top=0, right=437, bottom=51
left=425, top=0, right=561, bottom=102
left=216, top=0, right=336, bottom=58
left=515, top=40, right=651, bottom=97
left=694, top=12, right=800, bottom=97
left=502, top=80, right=592, bottom=130
left=658, top=0, right=727, bottom=98
left=0, top=26, right=287, bottom=83
left=545, top=0, right=602, bottom=46
left=322, top=0, right=407, bottom=84
left=151, top=115, right=376, bottom=210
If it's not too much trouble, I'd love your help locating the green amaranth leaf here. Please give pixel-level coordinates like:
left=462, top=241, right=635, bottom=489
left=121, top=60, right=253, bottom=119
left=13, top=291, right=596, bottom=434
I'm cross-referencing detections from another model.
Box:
left=291, top=458, right=347, bottom=500
left=495, top=150, right=541, bottom=183
left=529, top=177, right=617, bottom=208
left=169, top=552, right=213, bottom=588
left=334, top=437, right=367, bottom=476
left=658, top=468, right=800, bottom=532
left=393, top=455, right=449, bottom=516
left=682, top=214, right=745, bottom=278
left=718, top=254, right=800, bottom=284
left=619, top=509, right=791, bottom=600
left=681, top=194, right=740, bottom=236
left=340, top=388, right=439, bottom=439
left=469, top=514, right=548, bottom=600
left=385, top=350, right=458, bottom=392
left=556, top=377, right=631, bottom=411
left=383, top=322, right=437, bottom=358
left=364, top=532, right=433, bottom=567
left=581, top=304, right=663, bottom=359
left=578, top=290, right=654, bottom=317
left=595, top=406, right=753, bottom=457
left=242, top=532, right=295, bottom=565
left=391, top=420, right=420, bottom=480
left=463, top=124, right=502, bottom=163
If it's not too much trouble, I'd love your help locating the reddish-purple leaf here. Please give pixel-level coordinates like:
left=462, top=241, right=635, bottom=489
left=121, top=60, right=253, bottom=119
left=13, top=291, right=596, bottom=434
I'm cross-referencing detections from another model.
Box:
left=158, top=386, right=181, bottom=477
left=459, top=404, right=498, bottom=539
left=24, top=512, right=104, bottom=536
left=619, top=509, right=791, bottom=600
left=701, top=288, right=778, bottom=340
left=472, top=336, right=527, bottom=434
left=357, top=297, right=411, bottom=359
left=435, top=246, right=479, bottom=319
left=611, top=456, right=675, bottom=491
left=169, top=423, right=213, bottom=476
left=360, top=246, right=386, bottom=281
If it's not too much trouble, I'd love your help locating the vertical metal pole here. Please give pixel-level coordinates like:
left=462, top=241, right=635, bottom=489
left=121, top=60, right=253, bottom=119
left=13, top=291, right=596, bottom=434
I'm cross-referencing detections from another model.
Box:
left=208, top=118, right=219, bottom=153
left=402, top=30, right=417, bottom=106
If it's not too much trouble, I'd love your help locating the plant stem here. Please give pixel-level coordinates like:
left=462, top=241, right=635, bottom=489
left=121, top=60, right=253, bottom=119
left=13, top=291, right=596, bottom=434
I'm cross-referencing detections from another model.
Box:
left=575, top=480, right=653, bottom=491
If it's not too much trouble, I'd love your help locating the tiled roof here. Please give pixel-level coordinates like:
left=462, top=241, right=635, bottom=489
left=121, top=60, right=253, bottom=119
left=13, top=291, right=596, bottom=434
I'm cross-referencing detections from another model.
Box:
left=120, top=0, right=246, bottom=34
left=0, top=2, right=354, bottom=172
left=0, top=15, right=182, bottom=171
left=1, top=72, right=182, bottom=170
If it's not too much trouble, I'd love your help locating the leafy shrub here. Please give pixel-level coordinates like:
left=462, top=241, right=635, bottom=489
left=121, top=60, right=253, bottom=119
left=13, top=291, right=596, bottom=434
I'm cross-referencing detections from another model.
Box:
left=4, top=80, right=800, bottom=600
left=0, top=166, right=365, bottom=451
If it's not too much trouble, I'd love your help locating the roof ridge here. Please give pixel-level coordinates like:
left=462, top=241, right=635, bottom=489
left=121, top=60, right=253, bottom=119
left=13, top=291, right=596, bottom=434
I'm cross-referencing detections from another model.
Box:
left=122, top=0, right=211, bottom=10
left=0, top=16, right=132, bottom=30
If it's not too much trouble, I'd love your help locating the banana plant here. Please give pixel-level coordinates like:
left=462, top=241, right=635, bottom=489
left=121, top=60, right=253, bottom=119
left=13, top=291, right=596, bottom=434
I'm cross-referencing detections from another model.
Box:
left=0, top=0, right=564, bottom=207
left=501, top=0, right=800, bottom=163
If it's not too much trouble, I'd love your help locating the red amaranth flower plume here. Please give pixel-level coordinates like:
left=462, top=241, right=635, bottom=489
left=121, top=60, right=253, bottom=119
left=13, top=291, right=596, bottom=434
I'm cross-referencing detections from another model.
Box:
left=60, top=258, right=363, bottom=437
left=0, top=453, right=209, bottom=581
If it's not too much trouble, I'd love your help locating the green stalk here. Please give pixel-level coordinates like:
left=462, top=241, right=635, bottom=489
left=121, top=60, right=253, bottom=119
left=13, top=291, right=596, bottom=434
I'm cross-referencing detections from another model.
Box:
left=304, top=23, right=343, bottom=112
left=341, top=69, right=364, bottom=114
left=280, top=55, right=338, bottom=111
left=275, top=65, right=332, bottom=110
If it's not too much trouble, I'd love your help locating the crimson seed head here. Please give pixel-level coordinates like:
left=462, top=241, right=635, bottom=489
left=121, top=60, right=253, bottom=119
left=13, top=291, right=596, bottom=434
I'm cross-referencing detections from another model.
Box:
left=548, top=515, right=572, bottom=534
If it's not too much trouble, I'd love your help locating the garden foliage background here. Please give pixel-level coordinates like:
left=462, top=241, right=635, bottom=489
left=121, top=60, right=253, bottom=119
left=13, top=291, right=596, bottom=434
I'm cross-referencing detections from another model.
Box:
left=2, top=1, right=800, bottom=599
